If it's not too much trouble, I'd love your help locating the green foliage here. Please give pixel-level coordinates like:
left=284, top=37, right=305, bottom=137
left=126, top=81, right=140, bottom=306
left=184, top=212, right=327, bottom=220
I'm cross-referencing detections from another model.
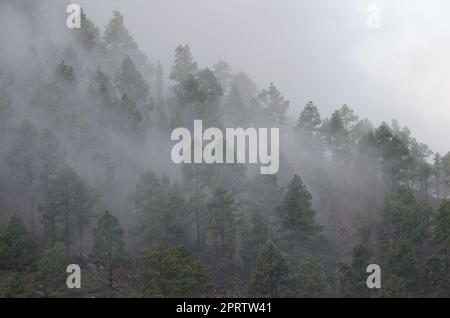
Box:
left=103, top=10, right=138, bottom=52
left=2, top=6, right=450, bottom=299
left=170, top=45, right=197, bottom=83
left=205, top=187, right=236, bottom=281
left=88, top=65, right=113, bottom=104
left=55, top=60, right=77, bottom=84
left=74, top=11, right=100, bottom=50
left=0, top=214, right=37, bottom=272
left=0, top=87, right=13, bottom=137
left=257, top=82, right=289, bottom=125
left=141, top=245, right=212, bottom=297
left=36, top=243, right=69, bottom=296
left=114, top=55, right=149, bottom=103
left=8, top=120, right=39, bottom=235
left=89, top=211, right=130, bottom=297
left=240, top=210, right=270, bottom=278
left=339, top=104, right=358, bottom=131
left=224, top=80, right=248, bottom=126
left=385, top=238, right=418, bottom=293
left=134, top=170, right=190, bottom=245
left=114, top=93, right=143, bottom=135
left=196, top=68, right=223, bottom=125
left=433, top=200, right=450, bottom=266
left=338, top=244, right=372, bottom=297
left=296, top=101, right=321, bottom=134
left=375, top=123, right=412, bottom=186
left=248, top=243, right=291, bottom=297
left=38, top=128, right=66, bottom=193
left=276, top=175, right=321, bottom=257
left=322, top=110, right=346, bottom=157
left=39, top=164, right=96, bottom=252
left=382, top=275, right=410, bottom=298
left=382, top=186, right=432, bottom=247
left=245, top=174, right=283, bottom=221
left=295, top=101, right=323, bottom=155
left=213, top=60, right=232, bottom=91
left=420, top=257, right=450, bottom=297
left=296, top=256, right=331, bottom=298
left=0, top=272, right=28, bottom=298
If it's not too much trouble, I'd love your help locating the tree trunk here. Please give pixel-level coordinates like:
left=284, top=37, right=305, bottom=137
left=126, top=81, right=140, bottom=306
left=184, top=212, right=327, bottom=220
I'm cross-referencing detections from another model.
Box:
left=108, top=266, right=114, bottom=298
left=436, top=175, right=439, bottom=202
left=79, top=224, right=83, bottom=258
left=30, top=180, right=35, bottom=238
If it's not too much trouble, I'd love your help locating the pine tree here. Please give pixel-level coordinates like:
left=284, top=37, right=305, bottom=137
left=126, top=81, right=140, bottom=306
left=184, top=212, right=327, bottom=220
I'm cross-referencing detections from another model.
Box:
left=55, top=60, right=77, bottom=84
left=31, top=62, right=79, bottom=128
left=248, top=243, right=291, bottom=297
left=0, top=87, right=13, bottom=151
left=196, top=68, right=223, bottom=125
left=385, top=238, right=418, bottom=294
left=338, top=244, right=372, bottom=297
left=296, top=256, right=331, bottom=297
left=213, top=60, right=232, bottom=92
left=323, top=110, right=346, bottom=158
left=240, top=210, right=270, bottom=279
left=420, top=256, right=450, bottom=297
left=257, top=82, right=289, bottom=125
left=170, top=45, right=197, bottom=83
left=382, top=186, right=432, bottom=248
left=88, top=65, right=113, bottom=107
left=433, top=153, right=442, bottom=201
left=89, top=211, right=130, bottom=297
left=38, top=128, right=66, bottom=194
left=134, top=170, right=189, bottom=246
left=296, top=101, right=322, bottom=137
left=339, top=104, right=358, bottom=132
left=276, top=175, right=321, bottom=257
left=373, top=123, right=411, bottom=187
left=154, top=60, right=164, bottom=102
left=9, top=120, right=39, bottom=236
left=232, top=72, right=258, bottom=104
left=74, top=10, right=100, bottom=50
left=39, top=165, right=96, bottom=254
left=206, top=187, right=236, bottom=289
left=114, top=55, right=150, bottom=103
left=295, top=101, right=322, bottom=155
left=37, top=243, right=69, bottom=296
left=141, top=245, right=212, bottom=297
left=245, top=174, right=283, bottom=221
left=103, top=10, right=138, bottom=52
left=382, top=275, right=409, bottom=297
left=0, top=214, right=37, bottom=272
left=114, top=93, right=143, bottom=136
left=442, top=152, right=450, bottom=199
left=224, top=81, right=248, bottom=126
left=0, top=272, right=28, bottom=298
left=433, top=200, right=450, bottom=268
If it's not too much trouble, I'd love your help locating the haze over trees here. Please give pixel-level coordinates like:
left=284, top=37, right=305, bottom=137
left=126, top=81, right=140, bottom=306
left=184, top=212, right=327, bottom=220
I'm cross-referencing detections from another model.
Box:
left=0, top=2, right=449, bottom=297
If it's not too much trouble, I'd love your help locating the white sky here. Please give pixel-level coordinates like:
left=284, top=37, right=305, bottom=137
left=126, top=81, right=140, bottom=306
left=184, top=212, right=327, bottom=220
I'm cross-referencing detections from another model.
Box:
left=75, top=0, right=449, bottom=153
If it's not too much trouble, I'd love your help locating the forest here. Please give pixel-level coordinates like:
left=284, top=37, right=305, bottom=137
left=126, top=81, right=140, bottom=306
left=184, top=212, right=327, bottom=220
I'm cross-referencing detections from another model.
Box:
left=0, top=1, right=449, bottom=298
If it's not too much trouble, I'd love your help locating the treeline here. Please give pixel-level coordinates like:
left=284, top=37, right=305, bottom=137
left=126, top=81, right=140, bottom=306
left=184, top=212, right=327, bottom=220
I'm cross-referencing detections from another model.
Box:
left=0, top=5, right=449, bottom=297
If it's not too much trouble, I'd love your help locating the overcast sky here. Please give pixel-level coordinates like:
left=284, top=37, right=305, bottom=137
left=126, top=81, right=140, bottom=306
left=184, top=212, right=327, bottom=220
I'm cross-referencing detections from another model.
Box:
left=71, top=1, right=450, bottom=153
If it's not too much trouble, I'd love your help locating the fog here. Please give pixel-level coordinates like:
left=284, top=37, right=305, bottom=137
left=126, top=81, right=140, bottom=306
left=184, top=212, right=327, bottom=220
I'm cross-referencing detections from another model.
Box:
left=0, top=0, right=449, bottom=298
left=76, top=0, right=450, bottom=154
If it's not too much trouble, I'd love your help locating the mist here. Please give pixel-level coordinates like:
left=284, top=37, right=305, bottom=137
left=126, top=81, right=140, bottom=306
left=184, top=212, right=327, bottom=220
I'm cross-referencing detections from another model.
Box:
left=0, top=0, right=449, bottom=298
left=76, top=0, right=450, bottom=154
